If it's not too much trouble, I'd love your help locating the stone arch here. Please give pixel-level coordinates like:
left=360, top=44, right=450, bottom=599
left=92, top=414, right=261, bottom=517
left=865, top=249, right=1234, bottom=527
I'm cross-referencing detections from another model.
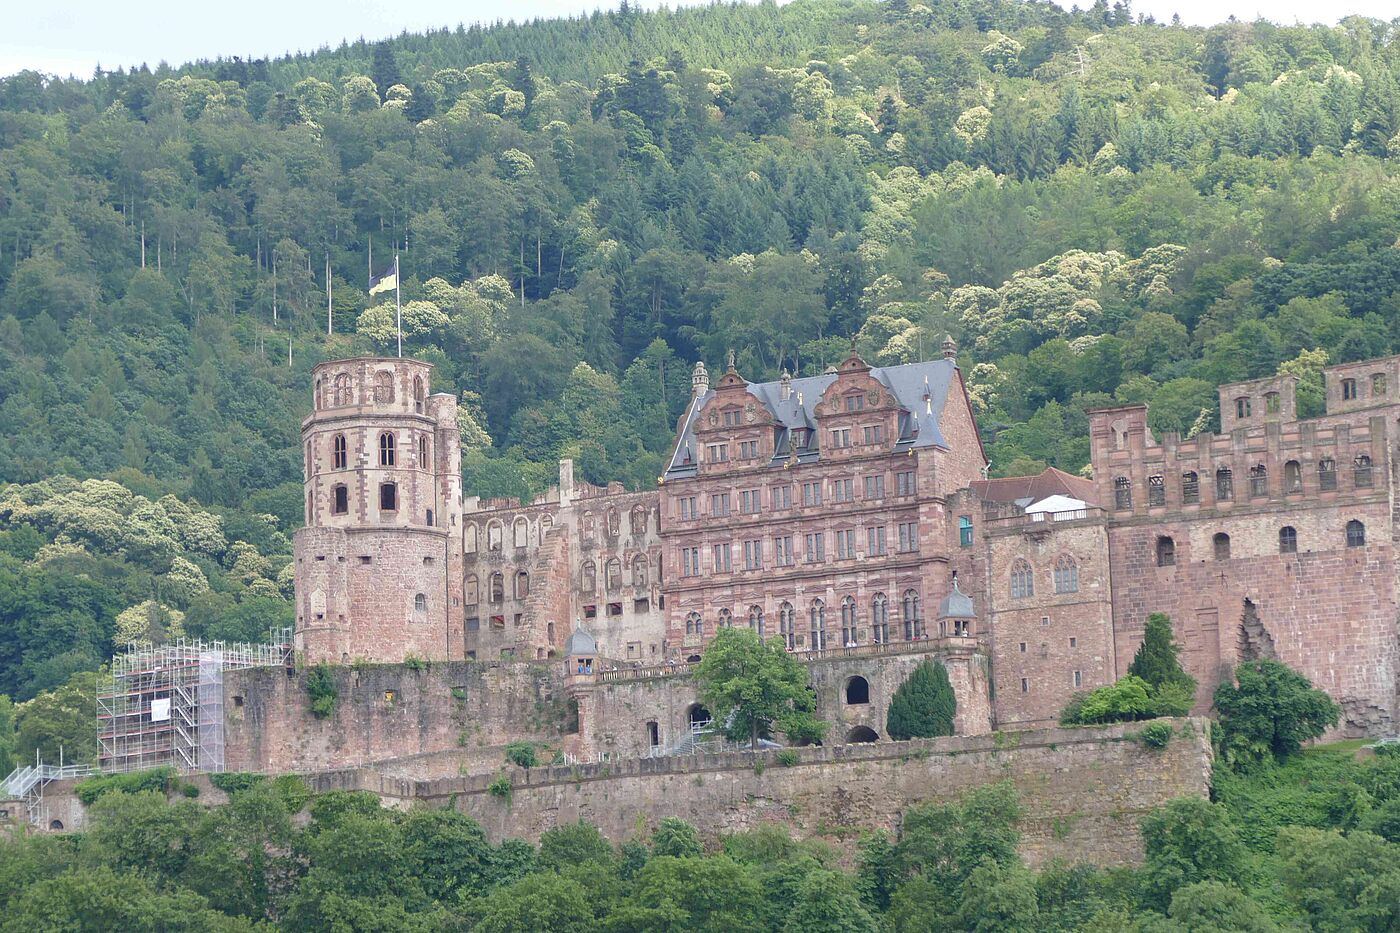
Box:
left=605, top=558, right=621, bottom=591
left=631, top=554, right=648, bottom=588
left=686, top=703, right=712, bottom=732
left=373, top=370, right=394, bottom=403
left=514, top=571, right=530, bottom=599
left=513, top=516, right=529, bottom=548
left=630, top=505, right=648, bottom=534
left=486, top=521, right=503, bottom=551
left=581, top=560, right=596, bottom=593
left=606, top=508, right=620, bottom=537
left=845, top=676, right=870, bottom=705
left=333, top=372, right=352, bottom=406
left=464, top=523, right=479, bottom=553
left=845, top=725, right=879, bottom=744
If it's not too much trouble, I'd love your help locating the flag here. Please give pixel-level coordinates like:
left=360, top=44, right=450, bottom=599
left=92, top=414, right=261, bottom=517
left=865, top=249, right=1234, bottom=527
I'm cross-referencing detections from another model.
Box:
left=368, top=257, right=398, bottom=296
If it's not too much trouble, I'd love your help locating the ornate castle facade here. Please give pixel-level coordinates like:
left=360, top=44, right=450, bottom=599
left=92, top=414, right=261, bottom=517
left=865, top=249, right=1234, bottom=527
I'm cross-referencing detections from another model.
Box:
left=293, top=347, right=1400, bottom=746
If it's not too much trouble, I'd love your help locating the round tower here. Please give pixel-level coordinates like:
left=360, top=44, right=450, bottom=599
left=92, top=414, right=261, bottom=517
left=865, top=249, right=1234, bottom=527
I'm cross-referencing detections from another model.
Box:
left=294, top=358, right=462, bottom=664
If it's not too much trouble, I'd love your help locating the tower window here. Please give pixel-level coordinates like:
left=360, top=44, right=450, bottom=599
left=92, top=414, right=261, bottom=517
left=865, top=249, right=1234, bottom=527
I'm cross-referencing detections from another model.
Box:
left=418, top=435, right=428, bottom=468
left=379, top=482, right=398, bottom=511
left=1156, top=536, right=1175, bottom=567
left=1213, top=532, right=1231, bottom=561
left=1114, top=476, right=1132, bottom=510
left=1342, top=378, right=1357, bottom=401
left=379, top=432, right=396, bottom=466
left=332, top=484, right=348, bottom=515
left=1279, top=526, right=1297, bottom=554
left=333, top=434, right=347, bottom=470
left=374, top=370, right=394, bottom=403
left=1346, top=520, right=1366, bottom=548
left=414, top=593, right=427, bottom=613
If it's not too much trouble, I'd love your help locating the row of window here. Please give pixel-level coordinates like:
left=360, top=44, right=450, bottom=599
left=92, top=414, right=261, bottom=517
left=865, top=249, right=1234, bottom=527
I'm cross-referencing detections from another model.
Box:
left=704, top=422, right=890, bottom=464
left=464, top=571, right=531, bottom=604
left=675, top=472, right=918, bottom=520
left=1339, top=372, right=1388, bottom=401
left=319, top=371, right=428, bottom=409
left=683, top=592, right=926, bottom=648
left=580, top=555, right=657, bottom=593
left=1154, top=520, right=1366, bottom=565
left=1114, top=455, right=1374, bottom=509
left=309, top=431, right=432, bottom=473
left=679, top=524, right=919, bottom=576
left=1007, top=555, right=1081, bottom=599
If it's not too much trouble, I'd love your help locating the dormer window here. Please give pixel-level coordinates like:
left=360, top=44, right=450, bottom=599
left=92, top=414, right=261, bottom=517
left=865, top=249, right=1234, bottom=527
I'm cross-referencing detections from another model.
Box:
left=844, top=394, right=865, bottom=413
left=792, top=429, right=808, bottom=448
left=722, top=409, right=742, bottom=427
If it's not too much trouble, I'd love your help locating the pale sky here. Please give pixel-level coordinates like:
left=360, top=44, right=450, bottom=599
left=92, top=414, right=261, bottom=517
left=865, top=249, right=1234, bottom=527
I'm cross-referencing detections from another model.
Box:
left=3, top=0, right=1397, bottom=80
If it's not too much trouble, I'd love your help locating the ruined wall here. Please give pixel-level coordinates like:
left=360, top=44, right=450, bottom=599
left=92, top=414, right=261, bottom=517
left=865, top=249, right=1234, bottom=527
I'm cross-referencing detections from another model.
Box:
left=222, top=661, right=571, bottom=774
left=385, top=718, right=1212, bottom=869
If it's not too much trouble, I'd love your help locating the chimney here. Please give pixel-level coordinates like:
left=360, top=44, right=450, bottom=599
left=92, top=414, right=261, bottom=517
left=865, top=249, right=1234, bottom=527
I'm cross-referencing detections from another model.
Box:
left=692, top=360, right=709, bottom=397
left=779, top=370, right=792, bottom=402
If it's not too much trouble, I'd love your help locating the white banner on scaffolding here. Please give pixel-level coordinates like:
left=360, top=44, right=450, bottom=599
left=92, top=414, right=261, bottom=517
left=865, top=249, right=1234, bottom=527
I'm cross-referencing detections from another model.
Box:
left=151, top=698, right=171, bottom=722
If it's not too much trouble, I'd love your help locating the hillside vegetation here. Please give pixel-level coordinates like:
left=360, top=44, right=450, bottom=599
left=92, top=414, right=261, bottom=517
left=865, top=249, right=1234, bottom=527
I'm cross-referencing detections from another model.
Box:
left=0, top=0, right=1398, bottom=727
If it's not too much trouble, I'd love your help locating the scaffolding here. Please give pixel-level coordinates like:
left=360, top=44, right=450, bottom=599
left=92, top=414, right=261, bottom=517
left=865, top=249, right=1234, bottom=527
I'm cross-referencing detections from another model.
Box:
left=97, top=631, right=291, bottom=775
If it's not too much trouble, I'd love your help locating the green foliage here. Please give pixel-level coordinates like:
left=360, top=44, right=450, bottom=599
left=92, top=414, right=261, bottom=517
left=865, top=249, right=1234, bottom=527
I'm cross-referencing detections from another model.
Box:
left=305, top=662, right=338, bottom=719
left=693, top=627, right=824, bottom=747
left=208, top=772, right=265, bottom=795
left=538, top=820, right=613, bottom=871
left=1140, top=722, right=1174, bottom=749
left=1129, top=614, right=1197, bottom=699
left=776, top=748, right=800, bottom=767
left=886, top=660, right=957, bottom=740
left=74, top=766, right=177, bottom=805
left=651, top=817, right=703, bottom=858
left=1140, top=797, right=1251, bottom=910
left=505, top=740, right=540, bottom=769
left=488, top=775, right=513, bottom=803
left=1214, top=660, right=1341, bottom=768
left=1061, top=675, right=1156, bottom=725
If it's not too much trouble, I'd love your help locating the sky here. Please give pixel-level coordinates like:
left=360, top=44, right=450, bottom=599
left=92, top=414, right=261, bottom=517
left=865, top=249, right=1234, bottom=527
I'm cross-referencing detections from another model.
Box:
left=3, top=0, right=1397, bottom=80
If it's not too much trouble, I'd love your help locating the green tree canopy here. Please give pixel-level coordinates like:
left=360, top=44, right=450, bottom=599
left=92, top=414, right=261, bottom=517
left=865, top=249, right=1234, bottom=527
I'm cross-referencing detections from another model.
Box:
left=692, top=627, right=824, bottom=747
left=886, top=660, right=957, bottom=740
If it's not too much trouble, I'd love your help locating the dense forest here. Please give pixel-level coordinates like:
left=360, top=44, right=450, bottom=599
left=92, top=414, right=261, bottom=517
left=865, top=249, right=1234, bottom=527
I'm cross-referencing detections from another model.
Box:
left=1, top=0, right=1399, bottom=748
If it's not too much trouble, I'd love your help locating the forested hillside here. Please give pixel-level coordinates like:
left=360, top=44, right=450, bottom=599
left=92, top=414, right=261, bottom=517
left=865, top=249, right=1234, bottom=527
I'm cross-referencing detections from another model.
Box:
left=1, top=0, right=1399, bottom=716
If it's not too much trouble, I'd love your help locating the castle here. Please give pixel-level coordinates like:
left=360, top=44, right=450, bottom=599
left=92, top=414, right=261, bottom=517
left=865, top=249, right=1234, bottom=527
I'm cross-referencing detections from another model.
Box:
left=291, top=345, right=1399, bottom=759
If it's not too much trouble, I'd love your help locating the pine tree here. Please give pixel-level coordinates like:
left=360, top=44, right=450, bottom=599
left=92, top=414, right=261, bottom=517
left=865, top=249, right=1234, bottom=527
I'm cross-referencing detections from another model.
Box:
left=886, top=660, right=956, bottom=740
left=371, top=42, right=402, bottom=97
left=1129, top=613, right=1195, bottom=691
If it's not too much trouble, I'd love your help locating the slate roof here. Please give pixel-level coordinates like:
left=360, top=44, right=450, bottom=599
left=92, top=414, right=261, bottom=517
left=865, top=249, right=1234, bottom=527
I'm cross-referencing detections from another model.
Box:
left=938, top=579, right=977, bottom=620
left=969, top=467, right=1098, bottom=507
left=565, top=628, right=597, bottom=657
left=665, top=358, right=961, bottom=479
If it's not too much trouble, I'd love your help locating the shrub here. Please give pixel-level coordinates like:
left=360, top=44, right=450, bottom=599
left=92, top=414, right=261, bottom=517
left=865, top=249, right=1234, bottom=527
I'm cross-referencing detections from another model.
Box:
left=1214, top=660, right=1340, bottom=768
left=1129, top=614, right=1197, bottom=697
left=488, top=775, right=512, bottom=803
left=75, top=766, right=177, bottom=805
left=1060, top=675, right=1155, bottom=725
left=181, top=782, right=200, bottom=798
left=404, top=654, right=428, bottom=672
left=651, top=817, right=702, bottom=857
left=504, top=741, right=539, bottom=769
left=306, top=662, right=338, bottom=718
left=209, top=772, right=265, bottom=795
left=1140, top=721, right=1174, bottom=749
left=777, top=749, right=801, bottom=767
left=887, top=660, right=957, bottom=740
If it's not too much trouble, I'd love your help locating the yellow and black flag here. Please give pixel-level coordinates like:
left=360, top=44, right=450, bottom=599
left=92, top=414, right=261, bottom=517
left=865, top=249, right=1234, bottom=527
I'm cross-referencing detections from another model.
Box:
left=368, top=257, right=399, bottom=296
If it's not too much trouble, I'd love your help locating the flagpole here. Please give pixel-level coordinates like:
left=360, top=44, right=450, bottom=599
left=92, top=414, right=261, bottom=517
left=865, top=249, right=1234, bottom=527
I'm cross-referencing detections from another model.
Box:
left=326, top=252, right=332, bottom=336
left=395, top=253, right=402, bottom=359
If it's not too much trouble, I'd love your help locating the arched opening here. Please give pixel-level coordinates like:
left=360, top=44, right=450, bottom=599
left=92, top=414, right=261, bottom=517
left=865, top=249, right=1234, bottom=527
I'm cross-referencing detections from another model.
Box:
left=332, top=434, right=347, bottom=469
left=871, top=593, right=889, bottom=644
left=413, top=375, right=425, bottom=413
left=1279, top=526, right=1297, bottom=554
left=379, top=432, right=396, bottom=466
left=48, top=819, right=63, bottom=831
left=514, top=571, right=529, bottom=599
left=845, top=725, right=879, bottom=744
left=513, top=517, right=528, bottom=548
left=413, top=593, right=427, bottom=613
left=845, top=676, right=870, bottom=705
left=1155, top=536, right=1175, bottom=567
left=1284, top=460, right=1302, bottom=493
left=1213, top=532, right=1231, bottom=561
left=333, top=373, right=352, bottom=406
left=687, top=704, right=712, bottom=733
left=373, top=370, right=394, bottom=403
left=1347, top=519, right=1366, bottom=548
left=686, top=654, right=701, bottom=663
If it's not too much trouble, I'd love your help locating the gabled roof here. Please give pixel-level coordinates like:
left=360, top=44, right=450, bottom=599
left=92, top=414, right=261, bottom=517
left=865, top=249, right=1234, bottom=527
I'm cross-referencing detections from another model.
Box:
left=665, top=358, right=960, bottom=478
left=970, top=467, right=1098, bottom=507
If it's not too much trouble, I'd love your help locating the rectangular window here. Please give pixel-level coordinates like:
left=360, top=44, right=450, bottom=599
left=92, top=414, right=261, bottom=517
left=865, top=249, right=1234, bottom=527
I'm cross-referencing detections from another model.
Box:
left=801, top=482, right=822, bottom=507
left=707, top=443, right=729, bottom=463
left=1073, top=671, right=1083, bottom=688
left=1019, top=642, right=1027, bottom=653
left=774, top=535, right=794, bottom=567
left=845, top=394, right=865, bottom=412
left=771, top=485, right=792, bottom=510
left=679, top=496, right=697, bottom=520
left=863, top=474, right=886, bottom=499
left=866, top=526, right=887, bottom=556
left=743, top=539, right=763, bottom=571
left=836, top=529, right=857, bottom=559
left=332, top=485, right=348, bottom=515
left=833, top=478, right=854, bottom=503
left=1069, top=637, right=1077, bottom=648
left=740, top=489, right=761, bottom=514
left=897, top=521, right=919, bottom=552
left=710, top=492, right=731, bottom=517
left=738, top=440, right=759, bottom=460
left=830, top=428, right=851, bottom=448
left=805, top=532, right=825, bottom=562
left=723, top=410, right=741, bottom=427
left=466, top=617, right=480, bottom=632
left=863, top=424, right=884, bottom=445
left=680, top=547, right=701, bottom=577
left=1021, top=678, right=1029, bottom=694
left=896, top=470, right=917, bottom=496
left=712, top=543, right=733, bottom=573
left=958, top=515, right=973, bottom=547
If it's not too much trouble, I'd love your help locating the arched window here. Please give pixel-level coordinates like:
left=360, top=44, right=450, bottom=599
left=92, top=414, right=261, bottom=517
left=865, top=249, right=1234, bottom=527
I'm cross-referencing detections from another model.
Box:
left=333, top=373, right=353, bottom=406
left=632, top=555, right=648, bottom=588
left=687, top=703, right=712, bottom=731
left=1279, top=526, right=1297, bottom=554
left=631, top=506, right=648, bottom=534
left=1284, top=460, right=1302, bottom=493
left=809, top=599, right=826, bottom=650
left=379, top=482, right=397, bottom=511
left=871, top=593, right=889, bottom=645
left=1114, top=476, right=1132, bottom=510
left=489, top=572, right=504, bottom=602
left=1215, top=467, right=1233, bottom=501
left=1054, top=555, right=1079, bottom=593
left=841, top=596, right=858, bottom=646
left=685, top=611, right=702, bottom=637
left=845, top=725, right=879, bottom=744
left=513, top=517, right=529, bottom=548
left=1148, top=474, right=1165, bottom=506
left=718, top=608, right=733, bottom=628
left=1249, top=464, right=1267, bottom=497
left=465, top=524, right=478, bottom=553
left=845, top=676, right=870, bottom=705
left=1009, top=560, right=1034, bottom=599
left=465, top=574, right=479, bottom=604
left=418, top=435, right=428, bottom=469
left=414, top=593, right=427, bottom=613
left=1373, top=373, right=1388, bottom=396
left=541, top=514, right=554, bottom=535
left=487, top=521, right=502, bottom=551
left=1318, top=458, right=1336, bottom=491
left=331, top=484, right=348, bottom=515
left=373, top=370, right=394, bottom=403
left=1156, top=536, right=1175, bottom=567
left=1347, top=520, right=1366, bottom=548
left=581, top=511, right=595, bottom=541
left=1354, top=454, right=1373, bottom=488
left=333, top=434, right=347, bottom=470
left=1213, top=532, right=1231, bottom=561
left=748, top=604, right=765, bottom=636
left=514, top=571, right=529, bottom=599
left=605, top=559, right=621, bottom=591
left=413, top=375, right=424, bottom=413
left=606, top=508, right=620, bottom=537
left=1181, top=471, right=1199, bottom=504
left=581, top=560, right=596, bottom=593
left=902, top=589, right=921, bottom=640
left=779, top=602, right=796, bottom=650
left=379, top=432, right=396, bottom=466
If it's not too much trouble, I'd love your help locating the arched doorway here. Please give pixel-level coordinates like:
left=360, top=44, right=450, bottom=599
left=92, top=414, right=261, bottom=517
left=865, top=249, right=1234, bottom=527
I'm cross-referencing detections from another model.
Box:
left=687, top=703, right=712, bottom=733
left=845, top=725, right=879, bottom=744
left=845, top=676, right=870, bottom=705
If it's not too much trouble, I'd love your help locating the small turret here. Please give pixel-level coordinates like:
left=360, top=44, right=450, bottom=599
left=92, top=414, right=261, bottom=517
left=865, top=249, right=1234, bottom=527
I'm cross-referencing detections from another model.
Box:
left=779, top=370, right=792, bottom=402
left=942, top=334, right=958, bottom=360
left=692, top=360, right=709, bottom=397
left=938, top=574, right=977, bottom=638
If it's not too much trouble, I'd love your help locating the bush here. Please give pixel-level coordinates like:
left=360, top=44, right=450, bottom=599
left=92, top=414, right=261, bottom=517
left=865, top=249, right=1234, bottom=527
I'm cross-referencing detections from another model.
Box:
left=74, top=766, right=177, bottom=805
left=181, top=783, right=200, bottom=798
left=306, top=662, right=338, bottom=719
left=776, top=749, right=801, bottom=767
left=488, top=775, right=512, bottom=803
left=504, top=741, right=539, bottom=769
left=1061, top=675, right=1155, bottom=725
left=1214, top=660, right=1340, bottom=768
left=1140, top=722, right=1174, bottom=749
left=887, top=660, right=957, bottom=740
left=209, top=772, right=265, bottom=795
